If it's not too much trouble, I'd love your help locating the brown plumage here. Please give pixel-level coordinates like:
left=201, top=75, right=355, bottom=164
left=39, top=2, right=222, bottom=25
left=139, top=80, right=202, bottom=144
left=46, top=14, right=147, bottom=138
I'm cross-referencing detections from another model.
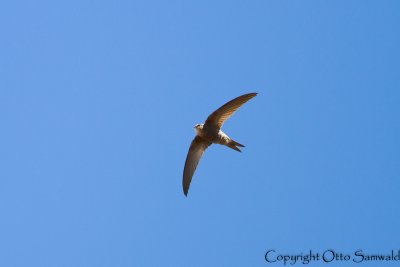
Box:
left=182, top=93, right=257, bottom=196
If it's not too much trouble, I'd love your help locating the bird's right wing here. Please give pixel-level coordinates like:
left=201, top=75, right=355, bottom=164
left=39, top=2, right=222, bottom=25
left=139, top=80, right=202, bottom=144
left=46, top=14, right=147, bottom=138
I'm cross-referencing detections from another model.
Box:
left=204, top=92, right=257, bottom=129
left=182, top=136, right=211, bottom=196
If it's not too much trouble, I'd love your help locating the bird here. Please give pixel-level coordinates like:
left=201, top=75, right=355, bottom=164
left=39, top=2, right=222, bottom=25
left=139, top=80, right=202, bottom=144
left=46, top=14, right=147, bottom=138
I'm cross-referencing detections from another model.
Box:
left=182, top=92, right=257, bottom=196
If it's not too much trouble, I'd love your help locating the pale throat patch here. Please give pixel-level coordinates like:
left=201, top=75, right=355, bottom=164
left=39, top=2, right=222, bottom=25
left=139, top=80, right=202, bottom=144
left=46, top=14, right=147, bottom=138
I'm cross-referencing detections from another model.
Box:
left=195, top=127, right=202, bottom=135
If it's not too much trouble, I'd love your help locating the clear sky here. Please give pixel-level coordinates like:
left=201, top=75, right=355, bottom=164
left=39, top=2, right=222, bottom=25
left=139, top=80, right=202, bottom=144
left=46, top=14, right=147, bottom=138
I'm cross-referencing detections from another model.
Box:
left=1, top=1, right=399, bottom=266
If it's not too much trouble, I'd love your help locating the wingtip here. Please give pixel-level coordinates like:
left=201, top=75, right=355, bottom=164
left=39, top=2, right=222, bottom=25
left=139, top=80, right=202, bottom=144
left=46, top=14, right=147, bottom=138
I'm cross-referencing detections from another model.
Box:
left=245, top=92, right=258, bottom=98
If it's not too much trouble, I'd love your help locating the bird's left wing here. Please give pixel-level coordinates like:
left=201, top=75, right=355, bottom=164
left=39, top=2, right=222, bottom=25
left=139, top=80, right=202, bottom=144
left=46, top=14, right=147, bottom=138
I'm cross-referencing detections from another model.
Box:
left=182, top=136, right=211, bottom=196
left=204, top=93, right=257, bottom=129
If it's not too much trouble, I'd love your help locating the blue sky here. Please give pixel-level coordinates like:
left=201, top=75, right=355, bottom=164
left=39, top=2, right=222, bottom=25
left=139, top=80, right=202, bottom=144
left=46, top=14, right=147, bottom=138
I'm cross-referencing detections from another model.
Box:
left=1, top=1, right=399, bottom=266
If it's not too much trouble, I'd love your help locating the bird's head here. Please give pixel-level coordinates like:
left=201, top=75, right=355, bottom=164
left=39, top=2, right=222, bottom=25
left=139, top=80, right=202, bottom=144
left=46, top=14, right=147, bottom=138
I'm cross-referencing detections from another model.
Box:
left=194, top=124, right=203, bottom=134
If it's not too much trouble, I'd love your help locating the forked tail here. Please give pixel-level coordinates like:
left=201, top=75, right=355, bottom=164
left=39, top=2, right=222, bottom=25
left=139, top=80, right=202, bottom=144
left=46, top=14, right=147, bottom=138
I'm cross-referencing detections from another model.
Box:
left=228, top=139, right=245, bottom=152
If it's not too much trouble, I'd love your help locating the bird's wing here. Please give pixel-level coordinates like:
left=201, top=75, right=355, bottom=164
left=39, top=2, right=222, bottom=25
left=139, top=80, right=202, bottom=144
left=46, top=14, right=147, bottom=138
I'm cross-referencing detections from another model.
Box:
left=183, top=136, right=211, bottom=196
left=204, top=93, right=257, bottom=129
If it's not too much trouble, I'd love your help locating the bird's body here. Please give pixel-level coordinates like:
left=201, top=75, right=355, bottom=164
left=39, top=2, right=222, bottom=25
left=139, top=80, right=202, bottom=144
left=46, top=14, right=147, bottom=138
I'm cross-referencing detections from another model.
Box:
left=182, top=92, right=257, bottom=196
left=194, top=124, right=243, bottom=152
